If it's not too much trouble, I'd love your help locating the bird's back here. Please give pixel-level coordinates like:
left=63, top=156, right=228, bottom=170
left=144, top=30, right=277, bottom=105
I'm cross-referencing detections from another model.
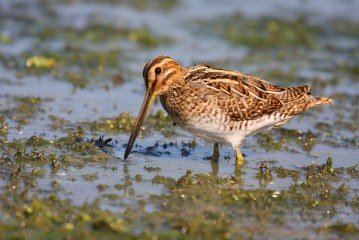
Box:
left=183, top=64, right=332, bottom=121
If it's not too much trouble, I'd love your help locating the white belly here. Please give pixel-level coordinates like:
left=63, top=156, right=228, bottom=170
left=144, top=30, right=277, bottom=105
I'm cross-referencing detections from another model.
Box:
left=174, top=113, right=287, bottom=148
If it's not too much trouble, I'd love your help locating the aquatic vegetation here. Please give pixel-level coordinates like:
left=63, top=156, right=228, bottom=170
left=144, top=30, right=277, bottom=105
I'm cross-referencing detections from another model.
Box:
left=0, top=115, right=8, bottom=136
left=26, top=55, right=57, bottom=68
left=82, top=110, right=174, bottom=137
left=89, top=0, right=181, bottom=10
left=85, top=112, right=137, bottom=133
left=206, top=14, right=319, bottom=49
left=256, top=128, right=318, bottom=153
left=0, top=34, right=13, bottom=43
left=0, top=96, right=47, bottom=127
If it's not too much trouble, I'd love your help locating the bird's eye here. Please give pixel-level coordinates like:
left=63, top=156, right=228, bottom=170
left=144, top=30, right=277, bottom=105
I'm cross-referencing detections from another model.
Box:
left=155, top=67, right=162, bottom=75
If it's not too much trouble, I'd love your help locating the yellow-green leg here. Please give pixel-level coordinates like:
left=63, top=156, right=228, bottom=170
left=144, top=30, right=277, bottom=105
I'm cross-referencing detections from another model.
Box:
left=235, top=147, right=244, bottom=165
left=211, top=142, right=219, bottom=162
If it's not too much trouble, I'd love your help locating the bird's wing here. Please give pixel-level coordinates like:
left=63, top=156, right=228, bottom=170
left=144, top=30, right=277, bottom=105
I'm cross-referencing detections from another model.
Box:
left=186, top=64, right=309, bottom=121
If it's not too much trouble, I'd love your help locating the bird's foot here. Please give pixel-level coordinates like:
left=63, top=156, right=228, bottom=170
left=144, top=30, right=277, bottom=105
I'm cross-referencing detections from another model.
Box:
left=235, top=147, right=244, bottom=165
left=210, top=142, right=220, bottom=162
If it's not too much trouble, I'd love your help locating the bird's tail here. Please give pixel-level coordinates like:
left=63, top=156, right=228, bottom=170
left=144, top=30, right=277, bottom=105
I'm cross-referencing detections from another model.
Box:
left=311, top=96, right=334, bottom=107
left=282, top=94, right=333, bottom=116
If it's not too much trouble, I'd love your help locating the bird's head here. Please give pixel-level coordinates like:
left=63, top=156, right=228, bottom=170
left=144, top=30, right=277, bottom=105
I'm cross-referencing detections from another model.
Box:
left=142, top=55, right=185, bottom=95
left=124, top=55, right=185, bottom=159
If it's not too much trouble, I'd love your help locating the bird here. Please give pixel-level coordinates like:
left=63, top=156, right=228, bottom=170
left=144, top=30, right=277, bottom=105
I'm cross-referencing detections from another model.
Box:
left=124, top=55, right=333, bottom=165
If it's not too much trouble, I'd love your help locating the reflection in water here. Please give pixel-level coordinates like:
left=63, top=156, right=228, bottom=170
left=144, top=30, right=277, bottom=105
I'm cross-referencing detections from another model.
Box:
left=210, top=160, right=219, bottom=175
left=257, top=161, right=273, bottom=189
left=122, top=162, right=135, bottom=197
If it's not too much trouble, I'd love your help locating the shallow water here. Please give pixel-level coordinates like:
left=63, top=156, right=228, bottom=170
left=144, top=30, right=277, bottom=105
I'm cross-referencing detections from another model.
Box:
left=0, top=0, right=359, bottom=239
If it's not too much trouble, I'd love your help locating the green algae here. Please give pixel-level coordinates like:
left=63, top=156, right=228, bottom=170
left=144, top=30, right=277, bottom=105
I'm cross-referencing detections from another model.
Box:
left=85, top=112, right=136, bottom=133
left=39, top=22, right=171, bottom=48
left=89, top=0, right=180, bottom=10
left=83, top=173, right=98, bottom=182
left=139, top=160, right=358, bottom=239
left=0, top=34, right=13, bottom=43
left=0, top=115, right=8, bottom=136
left=26, top=55, right=58, bottom=68
left=0, top=96, right=49, bottom=127
left=274, top=167, right=300, bottom=181
left=0, top=194, right=132, bottom=240
left=144, top=166, right=161, bottom=172
left=48, top=115, right=68, bottom=131
left=82, top=110, right=175, bottom=137
left=1, top=17, right=171, bottom=88
left=256, top=128, right=318, bottom=153
left=0, top=124, right=358, bottom=239
left=209, top=14, right=319, bottom=49
left=0, top=130, right=116, bottom=174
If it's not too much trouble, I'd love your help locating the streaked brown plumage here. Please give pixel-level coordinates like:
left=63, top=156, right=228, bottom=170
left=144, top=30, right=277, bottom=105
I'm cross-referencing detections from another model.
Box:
left=124, top=55, right=333, bottom=165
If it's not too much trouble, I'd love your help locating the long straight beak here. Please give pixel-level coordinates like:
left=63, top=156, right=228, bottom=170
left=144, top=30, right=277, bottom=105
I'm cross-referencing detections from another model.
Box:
left=124, top=90, right=156, bottom=159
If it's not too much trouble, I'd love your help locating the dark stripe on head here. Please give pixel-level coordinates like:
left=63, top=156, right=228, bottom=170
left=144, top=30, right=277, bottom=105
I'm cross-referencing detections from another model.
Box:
left=142, top=55, right=172, bottom=86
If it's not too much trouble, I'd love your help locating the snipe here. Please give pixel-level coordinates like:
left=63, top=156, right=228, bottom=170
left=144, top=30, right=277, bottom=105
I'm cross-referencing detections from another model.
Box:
left=124, top=55, right=333, bottom=165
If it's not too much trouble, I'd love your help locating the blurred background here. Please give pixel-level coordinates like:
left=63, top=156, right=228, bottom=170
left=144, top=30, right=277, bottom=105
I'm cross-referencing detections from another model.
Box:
left=0, top=0, right=359, bottom=239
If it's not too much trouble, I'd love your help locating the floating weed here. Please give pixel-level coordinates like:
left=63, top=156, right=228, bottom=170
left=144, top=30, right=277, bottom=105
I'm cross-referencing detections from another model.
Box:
left=144, top=167, right=358, bottom=239
left=48, top=115, right=68, bottom=131
left=256, top=128, right=319, bottom=153
left=83, top=110, right=175, bottom=137
left=0, top=34, right=13, bottom=43
left=274, top=167, right=300, bottom=181
left=40, top=22, right=171, bottom=48
left=57, top=71, right=89, bottom=88
left=97, top=0, right=180, bottom=10
left=114, top=183, right=130, bottom=191
left=211, top=15, right=319, bottom=49
left=0, top=193, right=131, bottom=239
left=256, top=132, right=288, bottom=151
left=0, top=138, right=358, bottom=239
left=5, top=20, right=170, bottom=87
left=31, top=168, right=45, bottom=177
left=85, top=112, right=136, bottom=133
left=346, top=165, right=359, bottom=179
left=103, top=193, right=121, bottom=201
left=134, top=174, right=142, bottom=182
left=331, top=18, right=359, bottom=38
left=111, top=73, right=125, bottom=86
left=0, top=130, right=116, bottom=175
left=83, top=173, right=98, bottom=181
left=0, top=115, right=8, bottom=136
left=97, top=184, right=109, bottom=192
left=152, top=175, right=176, bottom=188
left=144, top=166, right=161, bottom=172
left=20, top=48, right=122, bottom=88
left=315, top=122, right=333, bottom=135
left=320, top=157, right=335, bottom=175
left=0, top=96, right=47, bottom=127
left=26, top=135, right=50, bottom=147
left=317, top=221, right=359, bottom=235
left=61, top=47, right=120, bottom=68
left=26, top=55, right=57, bottom=68
left=128, top=27, right=171, bottom=47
